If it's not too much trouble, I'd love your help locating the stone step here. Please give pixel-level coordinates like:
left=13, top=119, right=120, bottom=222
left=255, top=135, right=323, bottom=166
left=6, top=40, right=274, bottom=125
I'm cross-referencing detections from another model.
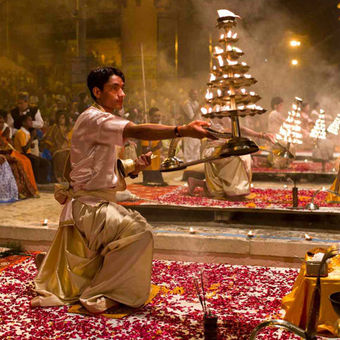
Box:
left=0, top=222, right=338, bottom=267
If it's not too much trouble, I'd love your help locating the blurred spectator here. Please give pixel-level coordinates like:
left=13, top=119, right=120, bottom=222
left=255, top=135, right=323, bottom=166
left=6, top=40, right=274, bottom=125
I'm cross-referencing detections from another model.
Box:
left=0, top=155, right=18, bottom=203
left=182, top=89, right=201, bottom=162
left=77, top=92, right=90, bottom=113
left=8, top=91, right=44, bottom=132
left=41, top=110, right=71, bottom=182
left=0, top=114, right=38, bottom=197
left=267, top=96, right=285, bottom=135
left=310, top=102, right=320, bottom=122
left=13, top=115, right=50, bottom=184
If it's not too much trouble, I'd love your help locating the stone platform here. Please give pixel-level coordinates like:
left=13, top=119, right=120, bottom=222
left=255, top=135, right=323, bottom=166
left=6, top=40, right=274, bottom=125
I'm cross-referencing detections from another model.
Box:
left=0, top=170, right=338, bottom=267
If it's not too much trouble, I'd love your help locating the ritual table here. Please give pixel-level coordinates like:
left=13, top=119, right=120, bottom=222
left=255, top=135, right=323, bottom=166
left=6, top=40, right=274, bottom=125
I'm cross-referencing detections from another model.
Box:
left=282, top=251, right=340, bottom=336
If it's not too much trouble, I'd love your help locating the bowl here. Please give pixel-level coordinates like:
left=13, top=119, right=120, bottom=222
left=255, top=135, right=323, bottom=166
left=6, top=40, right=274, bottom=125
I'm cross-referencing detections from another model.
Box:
left=329, top=292, right=340, bottom=317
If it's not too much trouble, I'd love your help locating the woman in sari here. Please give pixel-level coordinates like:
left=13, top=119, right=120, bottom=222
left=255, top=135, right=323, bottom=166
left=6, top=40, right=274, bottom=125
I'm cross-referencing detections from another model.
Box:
left=41, top=110, right=71, bottom=182
left=0, top=155, right=18, bottom=203
left=0, top=114, right=38, bottom=198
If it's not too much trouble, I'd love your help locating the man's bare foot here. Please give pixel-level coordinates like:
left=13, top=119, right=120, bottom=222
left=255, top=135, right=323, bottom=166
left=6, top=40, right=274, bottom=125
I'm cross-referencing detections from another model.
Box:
left=81, top=296, right=120, bottom=314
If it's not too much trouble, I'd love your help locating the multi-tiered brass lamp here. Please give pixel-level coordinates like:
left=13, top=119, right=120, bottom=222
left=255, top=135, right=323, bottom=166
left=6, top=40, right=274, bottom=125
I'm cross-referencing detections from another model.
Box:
left=161, top=9, right=266, bottom=172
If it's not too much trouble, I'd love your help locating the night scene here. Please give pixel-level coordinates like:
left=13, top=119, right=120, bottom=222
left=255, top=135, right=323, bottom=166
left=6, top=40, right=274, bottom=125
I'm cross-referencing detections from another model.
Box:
left=1, top=1, right=340, bottom=339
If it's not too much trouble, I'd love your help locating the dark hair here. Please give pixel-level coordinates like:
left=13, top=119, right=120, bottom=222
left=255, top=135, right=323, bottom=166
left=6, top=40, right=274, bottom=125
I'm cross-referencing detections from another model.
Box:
left=0, top=109, right=7, bottom=120
left=55, top=110, right=68, bottom=127
left=18, top=114, right=31, bottom=128
left=149, top=107, right=160, bottom=116
left=18, top=91, right=29, bottom=102
left=271, top=96, right=283, bottom=110
left=87, top=66, right=125, bottom=101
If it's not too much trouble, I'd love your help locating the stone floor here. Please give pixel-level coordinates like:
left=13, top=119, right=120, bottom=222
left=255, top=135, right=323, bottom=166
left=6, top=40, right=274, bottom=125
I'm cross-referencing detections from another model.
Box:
left=0, top=171, right=330, bottom=228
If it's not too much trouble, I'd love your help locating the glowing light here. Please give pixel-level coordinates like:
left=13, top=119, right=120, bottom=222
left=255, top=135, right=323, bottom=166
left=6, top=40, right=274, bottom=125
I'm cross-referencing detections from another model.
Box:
left=201, top=107, right=208, bottom=114
left=217, top=89, right=222, bottom=97
left=290, top=40, right=301, bottom=47
left=214, top=46, right=224, bottom=54
left=327, top=113, right=340, bottom=135
left=226, top=59, right=238, bottom=66
left=217, top=55, right=224, bottom=67
left=209, top=73, right=216, bottom=82
left=291, top=59, right=299, bottom=66
left=276, top=99, right=303, bottom=144
left=205, top=89, right=213, bottom=100
left=310, top=109, right=326, bottom=140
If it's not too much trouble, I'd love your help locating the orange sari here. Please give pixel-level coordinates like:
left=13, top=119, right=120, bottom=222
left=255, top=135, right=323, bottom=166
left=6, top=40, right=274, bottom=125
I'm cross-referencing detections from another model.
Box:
left=0, top=133, right=38, bottom=193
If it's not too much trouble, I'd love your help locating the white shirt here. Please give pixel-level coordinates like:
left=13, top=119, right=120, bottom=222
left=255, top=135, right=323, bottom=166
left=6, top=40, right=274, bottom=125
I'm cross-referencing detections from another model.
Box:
left=70, top=105, right=129, bottom=192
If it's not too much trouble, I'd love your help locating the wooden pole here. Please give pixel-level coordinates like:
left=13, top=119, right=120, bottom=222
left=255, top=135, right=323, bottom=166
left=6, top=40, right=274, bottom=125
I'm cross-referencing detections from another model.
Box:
left=140, top=43, right=148, bottom=122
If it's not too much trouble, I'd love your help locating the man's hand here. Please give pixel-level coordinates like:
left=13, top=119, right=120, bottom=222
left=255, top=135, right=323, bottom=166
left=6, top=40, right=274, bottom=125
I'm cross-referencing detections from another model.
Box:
left=179, top=120, right=218, bottom=139
left=131, top=151, right=152, bottom=175
left=263, top=132, right=276, bottom=144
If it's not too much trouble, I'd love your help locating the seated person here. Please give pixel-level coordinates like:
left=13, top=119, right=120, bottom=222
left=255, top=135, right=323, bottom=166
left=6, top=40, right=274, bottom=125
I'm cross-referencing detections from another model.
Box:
left=0, top=114, right=38, bottom=198
left=0, top=155, right=18, bottom=203
left=41, top=110, right=71, bottom=182
left=188, top=117, right=275, bottom=199
left=8, top=91, right=44, bottom=133
left=267, top=96, right=285, bottom=135
left=13, top=115, right=50, bottom=184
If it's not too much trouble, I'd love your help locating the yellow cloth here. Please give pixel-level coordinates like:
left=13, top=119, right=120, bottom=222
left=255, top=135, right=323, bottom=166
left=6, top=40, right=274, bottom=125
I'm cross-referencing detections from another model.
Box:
left=141, top=140, right=161, bottom=170
left=282, top=249, right=340, bottom=336
left=32, top=192, right=154, bottom=314
left=13, top=129, right=30, bottom=154
left=326, top=173, right=340, bottom=203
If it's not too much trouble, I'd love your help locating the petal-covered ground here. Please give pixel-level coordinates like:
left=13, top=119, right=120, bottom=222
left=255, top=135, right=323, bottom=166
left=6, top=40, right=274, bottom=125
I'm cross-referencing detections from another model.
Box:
left=0, top=257, right=302, bottom=339
left=124, top=184, right=340, bottom=210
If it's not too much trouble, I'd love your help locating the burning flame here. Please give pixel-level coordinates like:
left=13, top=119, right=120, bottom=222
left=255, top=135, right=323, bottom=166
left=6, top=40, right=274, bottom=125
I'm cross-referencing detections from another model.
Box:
left=214, top=104, right=221, bottom=112
left=227, top=59, right=238, bottom=66
left=205, top=89, right=213, bottom=100
left=217, top=89, right=222, bottom=97
left=209, top=73, right=216, bottom=82
left=201, top=107, right=207, bottom=115
left=217, top=55, right=224, bottom=67
left=310, top=109, right=326, bottom=140
left=214, top=46, right=224, bottom=55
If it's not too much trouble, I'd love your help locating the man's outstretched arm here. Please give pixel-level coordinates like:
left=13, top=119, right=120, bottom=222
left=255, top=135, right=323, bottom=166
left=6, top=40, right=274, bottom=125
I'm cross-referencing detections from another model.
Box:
left=123, top=120, right=216, bottom=140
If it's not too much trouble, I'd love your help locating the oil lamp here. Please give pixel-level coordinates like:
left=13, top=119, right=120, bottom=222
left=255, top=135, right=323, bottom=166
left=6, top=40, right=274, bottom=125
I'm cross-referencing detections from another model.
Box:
left=161, top=9, right=264, bottom=172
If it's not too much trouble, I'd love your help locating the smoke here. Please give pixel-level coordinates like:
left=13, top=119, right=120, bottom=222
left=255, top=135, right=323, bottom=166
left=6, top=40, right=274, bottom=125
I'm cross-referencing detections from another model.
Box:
left=189, top=0, right=340, bottom=117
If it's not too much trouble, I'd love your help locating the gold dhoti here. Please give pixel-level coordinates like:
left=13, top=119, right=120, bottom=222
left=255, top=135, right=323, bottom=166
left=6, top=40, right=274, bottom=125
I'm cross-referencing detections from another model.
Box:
left=32, top=196, right=154, bottom=314
left=203, top=141, right=252, bottom=197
